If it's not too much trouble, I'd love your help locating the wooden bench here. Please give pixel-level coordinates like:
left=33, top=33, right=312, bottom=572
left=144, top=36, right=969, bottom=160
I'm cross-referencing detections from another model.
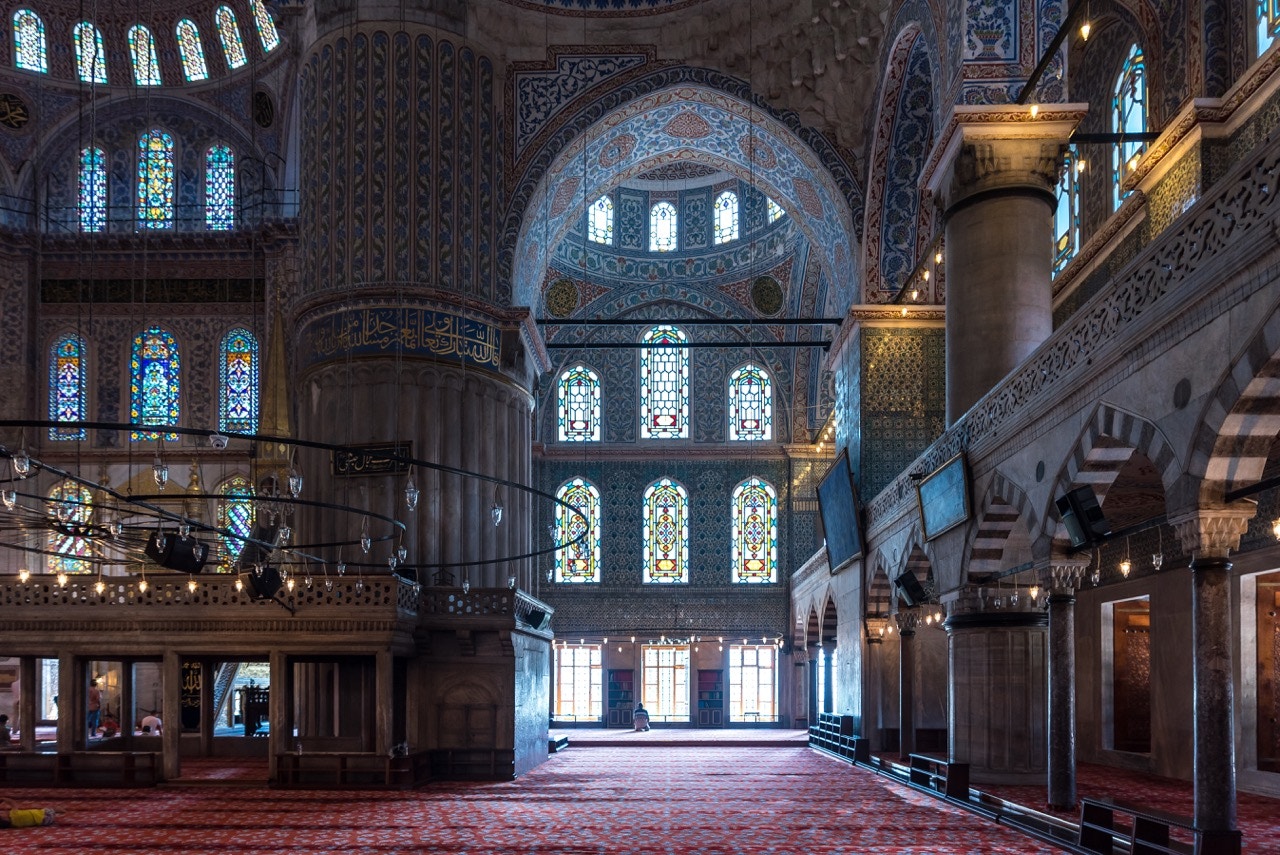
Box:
left=1079, top=798, right=1202, bottom=855
left=907, top=753, right=969, bottom=801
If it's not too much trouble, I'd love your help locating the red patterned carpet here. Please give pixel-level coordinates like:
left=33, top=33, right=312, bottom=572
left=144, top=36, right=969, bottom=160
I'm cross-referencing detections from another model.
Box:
left=1, top=746, right=1061, bottom=854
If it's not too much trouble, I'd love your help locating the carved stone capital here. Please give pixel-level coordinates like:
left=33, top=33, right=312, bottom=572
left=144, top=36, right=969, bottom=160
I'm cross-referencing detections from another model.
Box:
left=1169, top=505, right=1257, bottom=560
left=943, top=138, right=1066, bottom=211
left=1039, top=557, right=1091, bottom=593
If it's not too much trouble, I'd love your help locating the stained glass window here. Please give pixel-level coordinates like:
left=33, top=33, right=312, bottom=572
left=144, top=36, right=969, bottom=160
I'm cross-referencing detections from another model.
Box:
left=767, top=196, right=784, bottom=223
left=130, top=326, right=180, bottom=441
left=555, top=478, right=600, bottom=583
left=219, top=328, right=257, bottom=433
left=1054, top=145, right=1082, bottom=276
left=206, top=145, right=236, bottom=230
left=1112, top=44, right=1147, bottom=211
left=649, top=201, right=677, bottom=252
left=137, top=129, right=175, bottom=229
left=588, top=195, right=614, bottom=245
left=732, top=478, right=777, bottom=583
left=216, top=6, right=247, bottom=69
left=728, top=363, right=772, bottom=441
left=713, top=190, right=739, bottom=244
left=216, top=475, right=255, bottom=570
left=12, top=9, right=46, bottom=72
left=73, top=22, right=107, bottom=83
left=557, top=365, right=600, bottom=442
left=128, top=25, right=161, bottom=86
left=640, top=325, right=688, bottom=439
left=48, top=334, right=87, bottom=441
left=1260, top=0, right=1280, bottom=56
left=176, top=19, right=209, bottom=81
left=643, top=477, right=688, bottom=583
left=250, top=0, right=279, bottom=52
left=554, top=644, right=602, bottom=721
left=48, top=481, right=94, bottom=574
left=79, top=146, right=107, bottom=233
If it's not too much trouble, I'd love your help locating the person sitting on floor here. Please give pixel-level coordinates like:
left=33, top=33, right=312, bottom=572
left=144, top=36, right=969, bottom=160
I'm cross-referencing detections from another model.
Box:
left=0, top=799, right=55, bottom=828
left=633, top=703, right=650, bottom=732
left=0, top=714, right=12, bottom=746
left=140, top=713, right=162, bottom=735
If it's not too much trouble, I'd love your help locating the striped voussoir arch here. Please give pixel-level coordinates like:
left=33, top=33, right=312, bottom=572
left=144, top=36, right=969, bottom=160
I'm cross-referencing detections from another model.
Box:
left=899, top=544, right=932, bottom=589
left=865, top=552, right=893, bottom=617
left=966, top=472, right=1036, bottom=580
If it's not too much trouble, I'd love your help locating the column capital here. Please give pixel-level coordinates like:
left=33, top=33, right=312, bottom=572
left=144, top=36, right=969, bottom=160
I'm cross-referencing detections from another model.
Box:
left=1037, top=556, right=1091, bottom=593
left=1170, top=504, right=1257, bottom=560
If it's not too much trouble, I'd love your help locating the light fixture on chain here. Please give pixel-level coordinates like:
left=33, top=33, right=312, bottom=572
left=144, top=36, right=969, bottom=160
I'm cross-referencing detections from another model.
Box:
left=491, top=487, right=504, bottom=527
left=1119, top=537, right=1132, bottom=578
left=405, top=472, right=419, bottom=511
left=1152, top=526, right=1163, bottom=571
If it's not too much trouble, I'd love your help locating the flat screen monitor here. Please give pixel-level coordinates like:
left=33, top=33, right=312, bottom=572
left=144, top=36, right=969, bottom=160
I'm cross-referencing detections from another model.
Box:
left=817, top=449, right=863, bottom=572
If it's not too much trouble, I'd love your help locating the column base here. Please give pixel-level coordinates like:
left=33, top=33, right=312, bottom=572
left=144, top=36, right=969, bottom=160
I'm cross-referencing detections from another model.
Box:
left=1196, top=828, right=1242, bottom=855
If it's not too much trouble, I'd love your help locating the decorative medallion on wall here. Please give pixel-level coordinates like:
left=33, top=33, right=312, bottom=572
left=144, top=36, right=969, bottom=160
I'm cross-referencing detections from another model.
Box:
left=751, top=276, right=784, bottom=316
left=663, top=110, right=712, bottom=139
left=545, top=278, right=580, bottom=318
left=253, top=90, right=275, bottom=128
left=0, top=93, right=30, bottom=131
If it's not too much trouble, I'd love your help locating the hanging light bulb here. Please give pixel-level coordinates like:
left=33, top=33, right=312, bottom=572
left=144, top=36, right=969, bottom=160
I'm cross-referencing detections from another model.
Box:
left=286, top=577, right=296, bottom=593
left=1029, top=584, right=1041, bottom=602
left=324, top=578, right=334, bottom=592
left=155, top=531, right=167, bottom=553
left=397, top=545, right=407, bottom=562
left=491, top=501, right=504, bottom=527
left=508, top=575, right=517, bottom=590
left=11, top=449, right=32, bottom=478
left=1, top=489, right=15, bottom=509
left=1119, top=558, right=1132, bottom=578
left=152, top=456, right=169, bottom=489
left=355, top=578, right=365, bottom=594
left=288, top=469, right=303, bottom=499
left=179, top=523, right=191, bottom=540
left=94, top=578, right=106, bottom=595
left=1029, top=103, right=1039, bottom=118
left=1079, top=19, right=1091, bottom=40
left=1090, top=569, right=1100, bottom=586
left=405, top=478, right=419, bottom=511
left=462, top=577, right=471, bottom=594
left=337, top=562, right=347, bottom=576
left=305, top=574, right=314, bottom=589
left=277, top=525, right=291, bottom=547
left=56, top=571, right=68, bottom=587
left=234, top=577, right=244, bottom=593
left=138, top=577, right=149, bottom=593
left=108, top=519, right=123, bottom=539
left=18, top=568, right=30, bottom=583
left=188, top=578, right=198, bottom=593
left=1152, top=552, right=1163, bottom=571
left=388, top=555, right=399, bottom=571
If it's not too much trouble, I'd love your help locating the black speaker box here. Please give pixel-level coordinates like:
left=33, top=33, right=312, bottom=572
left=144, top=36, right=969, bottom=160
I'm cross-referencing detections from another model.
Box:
left=895, top=573, right=928, bottom=607
left=524, top=608, right=551, bottom=630
left=247, top=565, right=283, bottom=600
left=145, top=530, right=210, bottom=573
left=1056, top=485, right=1111, bottom=548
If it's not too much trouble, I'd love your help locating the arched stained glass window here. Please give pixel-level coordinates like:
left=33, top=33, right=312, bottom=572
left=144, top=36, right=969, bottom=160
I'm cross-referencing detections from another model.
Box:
left=216, top=6, right=247, bottom=69
left=649, top=201, right=677, bottom=252
left=206, top=144, right=236, bottom=230
left=1112, top=44, right=1147, bottom=211
left=555, top=478, right=601, bottom=583
left=557, top=365, right=600, bottom=442
left=130, top=326, right=180, bottom=441
left=216, top=475, right=255, bottom=570
left=219, top=328, right=257, bottom=433
left=732, top=478, right=777, bottom=583
left=643, top=478, right=688, bottom=583
left=13, top=9, right=46, bottom=72
left=714, top=190, right=739, bottom=244
left=128, top=25, right=161, bottom=86
left=48, top=334, right=87, bottom=441
left=79, top=146, right=107, bottom=233
left=640, top=325, right=688, bottom=439
left=1054, top=145, right=1082, bottom=276
left=250, top=0, right=279, bottom=52
left=137, top=129, right=175, bottom=229
left=176, top=19, right=209, bottom=81
left=588, top=195, right=613, bottom=245
left=73, top=22, right=107, bottom=83
left=728, top=363, right=772, bottom=441
left=47, top=481, right=93, bottom=575
left=1259, top=0, right=1279, bottom=56
left=767, top=196, right=784, bottom=223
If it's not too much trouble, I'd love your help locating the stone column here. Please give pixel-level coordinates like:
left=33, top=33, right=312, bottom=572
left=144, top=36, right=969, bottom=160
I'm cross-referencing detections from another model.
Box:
left=923, top=106, right=1086, bottom=423
left=375, top=650, right=393, bottom=756
left=822, top=645, right=834, bottom=714
left=268, top=650, right=289, bottom=783
left=807, top=647, right=819, bottom=721
left=1046, top=559, right=1088, bottom=809
left=18, top=655, right=36, bottom=751
left=1172, top=506, right=1254, bottom=854
left=161, top=651, right=182, bottom=781
left=897, top=611, right=918, bottom=757
left=56, top=652, right=75, bottom=754
left=200, top=661, right=215, bottom=756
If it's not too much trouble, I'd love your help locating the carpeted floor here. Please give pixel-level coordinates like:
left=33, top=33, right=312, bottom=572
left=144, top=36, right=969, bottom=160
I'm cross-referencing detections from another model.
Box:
left=2, top=746, right=1061, bottom=854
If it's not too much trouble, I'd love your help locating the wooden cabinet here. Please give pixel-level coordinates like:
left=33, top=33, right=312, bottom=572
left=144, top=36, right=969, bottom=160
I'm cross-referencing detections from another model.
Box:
left=606, top=669, right=634, bottom=728
left=697, top=669, right=724, bottom=727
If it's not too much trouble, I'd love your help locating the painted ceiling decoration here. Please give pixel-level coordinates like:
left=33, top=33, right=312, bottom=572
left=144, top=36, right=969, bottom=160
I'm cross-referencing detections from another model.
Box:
left=496, top=0, right=714, bottom=15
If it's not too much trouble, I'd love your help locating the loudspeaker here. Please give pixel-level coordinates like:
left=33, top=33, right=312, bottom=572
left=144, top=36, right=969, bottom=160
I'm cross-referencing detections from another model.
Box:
left=246, top=565, right=283, bottom=600
left=524, top=608, right=551, bottom=630
left=895, top=573, right=928, bottom=607
left=145, top=530, right=210, bottom=573
left=1056, top=485, right=1110, bottom=548
left=235, top=524, right=279, bottom=571
left=500, top=328, right=525, bottom=371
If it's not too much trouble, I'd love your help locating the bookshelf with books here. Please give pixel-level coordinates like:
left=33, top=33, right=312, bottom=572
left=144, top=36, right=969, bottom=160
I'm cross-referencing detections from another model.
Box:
left=697, top=669, right=724, bottom=727
left=607, top=668, right=634, bottom=727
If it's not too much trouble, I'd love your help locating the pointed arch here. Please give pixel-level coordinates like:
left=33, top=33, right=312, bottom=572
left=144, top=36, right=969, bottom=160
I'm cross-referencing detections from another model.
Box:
left=587, top=194, right=613, bottom=245
left=965, top=472, right=1038, bottom=581
left=557, top=364, right=601, bottom=442
left=216, top=474, right=255, bottom=570
left=78, top=146, right=107, bottom=232
left=205, top=144, right=236, bottom=230
left=130, top=326, right=180, bottom=441
left=218, top=328, right=258, bottom=433
left=48, top=333, right=88, bottom=440
left=128, top=24, right=161, bottom=86
left=12, top=9, right=46, bottom=73
left=176, top=19, right=209, bottom=81
left=643, top=477, right=688, bottom=583
left=640, top=325, right=688, bottom=439
left=137, top=129, right=175, bottom=228
left=215, top=6, right=247, bottom=69
left=866, top=552, right=894, bottom=618
left=728, top=363, right=772, bottom=441
left=73, top=21, right=107, bottom=83
left=732, top=477, right=777, bottom=583
left=649, top=200, right=678, bottom=251
left=250, top=0, right=279, bottom=52
left=555, top=477, right=601, bottom=583
left=713, top=189, right=739, bottom=244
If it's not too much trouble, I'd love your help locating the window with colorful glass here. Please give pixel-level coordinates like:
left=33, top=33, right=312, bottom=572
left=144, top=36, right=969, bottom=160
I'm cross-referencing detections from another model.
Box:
left=1259, top=0, right=1280, bottom=56
left=79, top=146, right=107, bottom=233
left=250, top=0, right=280, bottom=52
left=137, top=129, right=175, bottom=228
left=557, top=365, right=600, bottom=442
left=47, top=481, right=93, bottom=575
left=713, top=190, right=739, bottom=244
left=218, top=328, right=258, bottom=433
left=642, top=477, right=688, bottom=583
left=12, top=9, right=46, bottom=72
left=766, top=196, right=784, bottom=223
left=216, top=6, right=247, bottom=68
left=206, top=144, right=236, bottom=230
left=649, top=201, right=678, bottom=252
left=73, top=22, right=107, bottom=83
left=128, top=25, right=162, bottom=86
left=588, top=194, right=614, bottom=245
left=728, top=645, right=778, bottom=722
left=176, top=19, right=209, bottom=81
left=555, top=478, right=600, bottom=583
left=732, top=477, right=777, bottom=583
left=553, top=644, right=602, bottom=721
left=639, top=325, right=688, bottom=439
left=48, top=334, right=87, bottom=441
left=130, top=326, right=180, bottom=441
left=1112, top=44, right=1147, bottom=211
left=727, top=363, right=772, bottom=441
left=1054, top=145, right=1082, bottom=276
left=216, top=475, right=255, bottom=569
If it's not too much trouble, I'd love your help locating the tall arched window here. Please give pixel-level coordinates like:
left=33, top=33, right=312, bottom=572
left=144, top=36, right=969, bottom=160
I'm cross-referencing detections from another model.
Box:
left=728, top=363, right=772, bottom=441
left=766, top=197, right=784, bottom=223
left=250, top=0, right=280, bottom=52
left=206, top=144, right=236, bottom=230
left=73, top=22, right=107, bottom=83
left=137, top=129, right=175, bottom=229
left=130, top=326, right=180, bottom=441
left=128, top=25, right=161, bottom=86
left=555, top=478, right=601, bottom=583
left=1054, top=145, right=1082, bottom=276
left=1259, top=0, right=1279, bottom=56
left=216, top=475, right=255, bottom=570
left=79, top=146, right=107, bottom=233
left=12, top=9, right=46, bottom=72
left=713, top=190, right=739, bottom=244
left=639, top=325, right=688, bottom=439
left=557, top=365, right=600, bottom=442
left=649, top=201, right=677, bottom=251
left=643, top=478, right=688, bottom=583
left=732, top=478, right=777, bottom=583
left=219, top=328, right=258, bottom=433
left=47, top=481, right=93, bottom=575
left=1112, top=44, right=1147, bottom=211
left=588, top=195, right=614, bottom=245
left=48, top=334, right=87, bottom=440
left=215, top=6, right=247, bottom=69
left=176, top=19, right=209, bottom=81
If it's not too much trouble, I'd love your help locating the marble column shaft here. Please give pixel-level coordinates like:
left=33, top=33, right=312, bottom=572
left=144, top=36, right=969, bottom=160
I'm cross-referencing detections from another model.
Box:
left=1047, top=592, right=1077, bottom=808
left=900, top=630, right=916, bottom=756
left=1190, top=556, right=1236, bottom=834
